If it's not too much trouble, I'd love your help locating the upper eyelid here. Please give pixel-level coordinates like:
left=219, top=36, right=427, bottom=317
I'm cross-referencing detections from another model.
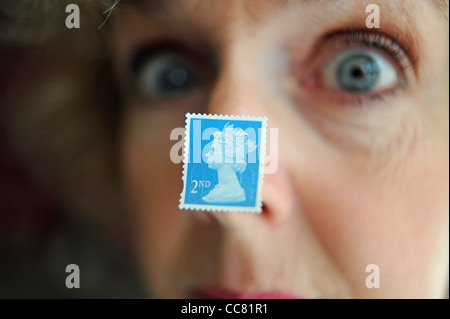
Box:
left=129, top=41, right=190, bottom=76
left=323, top=29, right=415, bottom=71
left=128, top=40, right=216, bottom=77
left=295, top=28, right=414, bottom=81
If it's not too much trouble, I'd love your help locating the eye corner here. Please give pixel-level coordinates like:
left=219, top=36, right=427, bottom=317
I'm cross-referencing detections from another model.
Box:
left=325, top=28, right=415, bottom=68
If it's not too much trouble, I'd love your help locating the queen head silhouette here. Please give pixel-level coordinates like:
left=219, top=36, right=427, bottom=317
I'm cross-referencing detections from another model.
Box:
left=202, top=124, right=257, bottom=203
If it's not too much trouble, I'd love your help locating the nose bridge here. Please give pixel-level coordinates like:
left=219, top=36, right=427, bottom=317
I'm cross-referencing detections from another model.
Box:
left=193, top=27, right=297, bottom=227
left=206, top=36, right=267, bottom=117
left=199, top=51, right=283, bottom=228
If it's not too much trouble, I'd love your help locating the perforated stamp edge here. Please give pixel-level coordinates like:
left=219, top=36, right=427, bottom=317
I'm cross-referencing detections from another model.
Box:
left=179, top=113, right=267, bottom=213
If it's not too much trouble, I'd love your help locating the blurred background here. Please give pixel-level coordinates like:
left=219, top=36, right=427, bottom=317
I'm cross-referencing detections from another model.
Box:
left=0, top=3, right=146, bottom=298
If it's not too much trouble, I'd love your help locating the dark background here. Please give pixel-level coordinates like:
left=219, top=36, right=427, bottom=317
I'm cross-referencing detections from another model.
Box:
left=0, top=45, right=145, bottom=299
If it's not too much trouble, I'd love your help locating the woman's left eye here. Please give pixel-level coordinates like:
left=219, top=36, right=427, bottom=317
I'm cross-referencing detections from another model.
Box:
left=321, top=49, right=399, bottom=93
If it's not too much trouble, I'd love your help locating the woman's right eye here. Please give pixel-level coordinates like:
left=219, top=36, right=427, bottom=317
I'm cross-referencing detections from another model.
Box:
left=136, top=53, right=200, bottom=99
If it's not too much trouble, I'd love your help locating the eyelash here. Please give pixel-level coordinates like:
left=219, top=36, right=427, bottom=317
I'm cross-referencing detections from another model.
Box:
left=328, top=28, right=414, bottom=72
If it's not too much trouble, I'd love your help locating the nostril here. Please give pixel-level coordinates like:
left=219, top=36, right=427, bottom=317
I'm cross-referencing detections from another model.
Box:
left=259, top=167, right=296, bottom=225
left=261, top=202, right=269, bottom=216
left=194, top=211, right=219, bottom=225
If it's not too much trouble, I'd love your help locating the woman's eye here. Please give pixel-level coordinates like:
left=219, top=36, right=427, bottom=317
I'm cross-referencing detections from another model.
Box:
left=136, top=54, right=199, bottom=99
left=321, top=49, right=399, bottom=93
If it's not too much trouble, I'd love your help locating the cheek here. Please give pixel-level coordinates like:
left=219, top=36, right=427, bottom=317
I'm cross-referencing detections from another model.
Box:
left=120, top=108, right=190, bottom=296
left=275, top=67, right=448, bottom=296
left=292, top=138, right=448, bottom=298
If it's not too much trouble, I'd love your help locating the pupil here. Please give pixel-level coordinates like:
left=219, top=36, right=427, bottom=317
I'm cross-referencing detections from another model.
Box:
left=169, top=68, right=188, bottom=87
left=351, top=68, right=363, bottom=78
left=157, top=62, right=197, bottom=96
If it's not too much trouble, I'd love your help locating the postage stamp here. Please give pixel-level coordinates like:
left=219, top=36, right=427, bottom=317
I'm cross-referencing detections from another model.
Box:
left=179, top=113, right=267, bottom=213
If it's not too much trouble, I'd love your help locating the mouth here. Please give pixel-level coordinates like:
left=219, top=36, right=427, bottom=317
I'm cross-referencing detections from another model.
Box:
left=195, top=287, right=305, bottom=299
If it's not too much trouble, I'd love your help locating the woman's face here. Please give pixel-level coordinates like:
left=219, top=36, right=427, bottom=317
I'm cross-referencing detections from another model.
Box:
left=113, top=0, right=449, bottom=298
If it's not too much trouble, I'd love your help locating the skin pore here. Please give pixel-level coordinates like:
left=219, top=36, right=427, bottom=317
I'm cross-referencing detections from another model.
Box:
left=112, top=0, right=449, bottom=298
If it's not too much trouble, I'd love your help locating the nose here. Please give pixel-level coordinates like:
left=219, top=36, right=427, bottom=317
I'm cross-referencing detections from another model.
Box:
left=191, top=48, right=296, bottom=228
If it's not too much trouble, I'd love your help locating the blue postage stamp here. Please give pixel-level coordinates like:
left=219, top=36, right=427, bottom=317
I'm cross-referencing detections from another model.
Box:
left=179, top=113, right=267, bottom=213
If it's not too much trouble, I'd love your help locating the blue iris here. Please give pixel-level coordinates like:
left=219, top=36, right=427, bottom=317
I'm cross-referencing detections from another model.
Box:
left=337, top=54, right=380, bottom=92
left=155, top=60, right=198, bottom=96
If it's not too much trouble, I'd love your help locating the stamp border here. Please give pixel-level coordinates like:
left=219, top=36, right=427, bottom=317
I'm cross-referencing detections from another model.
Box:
left=179, top=113, right=267, bottom=213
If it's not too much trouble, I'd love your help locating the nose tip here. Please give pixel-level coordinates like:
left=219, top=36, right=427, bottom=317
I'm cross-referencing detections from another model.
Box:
left=195, top=167, right=295, bottom=228
left=189, top=57, right=294, bottom=227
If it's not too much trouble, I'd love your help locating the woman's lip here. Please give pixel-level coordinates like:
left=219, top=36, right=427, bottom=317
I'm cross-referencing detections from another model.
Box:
left=196, top=287, right=305, bottom=299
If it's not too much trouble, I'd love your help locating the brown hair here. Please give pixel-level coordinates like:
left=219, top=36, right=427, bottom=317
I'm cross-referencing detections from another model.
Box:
left=1, top=0, right=124, bottom=237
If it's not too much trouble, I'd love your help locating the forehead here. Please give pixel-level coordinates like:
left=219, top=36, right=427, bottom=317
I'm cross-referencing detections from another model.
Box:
left=115, top=0, right=446, bottom=45
left=112, top=0, right=447, bottom=71
left=125, top=0, right=289, bottom=22
left=117, top=0, right=291, bottom=42
left=122, top=0, right=445, bottom=20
